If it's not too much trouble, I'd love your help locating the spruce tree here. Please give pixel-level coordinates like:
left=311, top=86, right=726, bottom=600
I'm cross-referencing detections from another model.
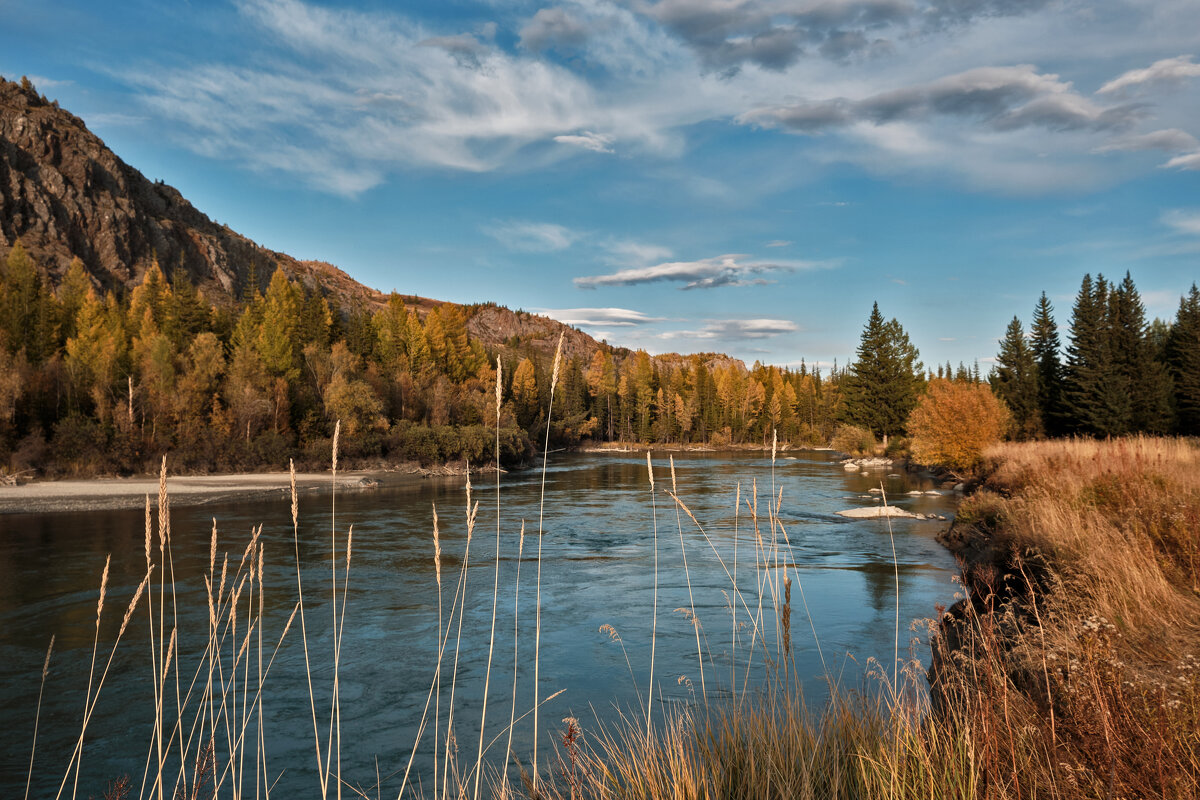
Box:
left=1030, top=292, right=1065, bottom=436
left=1110, top=273, right=1172, bottom=433
left=840, top=302, right=923, bottom=440
left=991, top=316, right=1041, bottom=439
left=1064, top=274, right=1118, bottom=435
left=1166, top=284, right=1200, bottom=434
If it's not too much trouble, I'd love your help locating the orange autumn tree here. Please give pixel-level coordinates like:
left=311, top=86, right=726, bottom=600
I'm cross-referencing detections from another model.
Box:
left=907, top=378, right=1011, bottom=471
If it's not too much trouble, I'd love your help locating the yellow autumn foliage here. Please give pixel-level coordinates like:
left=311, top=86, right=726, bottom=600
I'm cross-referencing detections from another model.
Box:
left=907, top=379, right=1010, bottom=471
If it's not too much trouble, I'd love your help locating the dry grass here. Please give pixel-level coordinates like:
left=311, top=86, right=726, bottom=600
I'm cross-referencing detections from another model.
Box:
left=937, top=436, right=1200, bottom=799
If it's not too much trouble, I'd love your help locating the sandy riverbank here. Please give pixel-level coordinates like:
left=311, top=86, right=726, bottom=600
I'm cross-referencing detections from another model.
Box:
left=0, top=470, right=392, bottom=515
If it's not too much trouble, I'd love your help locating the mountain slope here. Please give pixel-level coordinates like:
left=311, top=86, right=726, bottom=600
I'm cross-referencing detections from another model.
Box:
left=0, top=75, right=390, bottom=308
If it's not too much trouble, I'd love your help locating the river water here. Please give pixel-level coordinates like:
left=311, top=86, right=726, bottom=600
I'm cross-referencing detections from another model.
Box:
left=1, top=450, right=960, bottom=798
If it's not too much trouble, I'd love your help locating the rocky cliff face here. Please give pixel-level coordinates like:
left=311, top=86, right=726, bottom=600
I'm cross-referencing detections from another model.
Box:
left=0, top=75, right=383, bottom=307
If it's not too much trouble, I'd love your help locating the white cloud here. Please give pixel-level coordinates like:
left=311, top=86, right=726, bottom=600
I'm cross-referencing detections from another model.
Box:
left=765, top=239, right=792, bottom=247
left=603, top=239, right=675, bottom=265
left=554, top=131, right=615, bottom=153
left=574, top=253, right=836, bottom=289
left=1093, top=128, right=1199, bottom=153
left=1098, top=55, right=1200, bottom=95
left=27, top=75, right=74, bottom=90
left=1163, top=151, right=1200, bottom=170
left=483, top=221, right=581, bottom=252
left=660, top=318, right=799, bottom=341
left=106, top=0, right=1200, bottom=196
left=739, top=65, right=1143, bottom=135
left=1162, top=209, right=1200, bottom=236
left=535, top=307, right=666, bottom=326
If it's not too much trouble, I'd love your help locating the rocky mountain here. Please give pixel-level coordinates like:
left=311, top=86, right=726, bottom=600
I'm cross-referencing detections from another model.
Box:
left=0, top=75, right=385, bottom=307
left=0, top=75, right=741, bottom=369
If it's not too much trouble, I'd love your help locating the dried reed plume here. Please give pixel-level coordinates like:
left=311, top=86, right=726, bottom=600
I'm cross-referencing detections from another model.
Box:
left=24, top=635, right=55, bottom=800
left=532, top=332, right=564, bottom=789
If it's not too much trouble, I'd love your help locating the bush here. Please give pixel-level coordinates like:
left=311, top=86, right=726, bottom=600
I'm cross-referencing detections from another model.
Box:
left=831, top=424, right=875, bottom=456
left=906, top=379, right=1010, bottom=472
left=50, top=414, right=109, bottom=475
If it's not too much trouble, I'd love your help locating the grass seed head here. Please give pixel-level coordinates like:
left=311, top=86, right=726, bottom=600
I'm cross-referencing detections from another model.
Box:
left=96, top=554, right=110, bottom=626
left=551, top=333, right=564, bottom=393
left=332, top=419, right=340, bottom=472
left=289, top=458, right=298, bottom=529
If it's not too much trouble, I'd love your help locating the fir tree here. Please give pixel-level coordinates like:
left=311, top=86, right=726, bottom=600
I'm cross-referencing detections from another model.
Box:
left=1030, top=292, right=1065, bottom=436
left=1166, top=284, right=1200, bottom=434
left=1110, top=273, right=1172, bottom=433
left=1064, top=274, right=1123, bottom=435
left=991, top=316, right=1041, bottom=439
left=840, top=302, right=923, bottom=440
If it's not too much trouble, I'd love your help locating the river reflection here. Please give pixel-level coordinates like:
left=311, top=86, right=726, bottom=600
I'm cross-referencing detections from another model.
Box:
left=0, top=451, right=959, bottom=797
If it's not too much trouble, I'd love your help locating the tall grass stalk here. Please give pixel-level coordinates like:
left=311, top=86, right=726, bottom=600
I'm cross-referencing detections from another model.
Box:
left=504, top=521, right=526, bottom=787
left=532, top=333, right=563, bottom=790
left=442, top=470, right=478, bottom=800
left=292, top=455, right=328, bottom=800
left=473, top=358, right=504, bottom=800
left=25, top=635, right=54, bottom=800
left=669, top=456, right=706, bottom=708
left=329, top=420, right=343, bottom=800
left=645, top=451, right=657, bottom=740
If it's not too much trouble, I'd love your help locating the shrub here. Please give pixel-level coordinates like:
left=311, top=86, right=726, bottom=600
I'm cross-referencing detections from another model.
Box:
left=906, top=379, right=1010, bottom=472
left=831, top=424, right=875, bottom=456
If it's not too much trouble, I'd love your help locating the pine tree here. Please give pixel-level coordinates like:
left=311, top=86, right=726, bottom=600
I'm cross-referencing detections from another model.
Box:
left=1030, top=292, right=1065, bottom=436
left=991, top=316, right=1041, bottom=439
left=840, top=302, right=923, bottom=440
left=1166, top=284, right=1200, bottom=434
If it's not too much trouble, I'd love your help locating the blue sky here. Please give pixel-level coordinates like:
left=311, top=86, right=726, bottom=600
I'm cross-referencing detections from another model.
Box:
left=4, top=0, right=1199, bottom=370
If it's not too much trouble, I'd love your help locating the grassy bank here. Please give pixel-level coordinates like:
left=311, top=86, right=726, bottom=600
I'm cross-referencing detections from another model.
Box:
left=26, top=436, right=1199, bottom=799
left=938, top=437, right=1200, bottom=799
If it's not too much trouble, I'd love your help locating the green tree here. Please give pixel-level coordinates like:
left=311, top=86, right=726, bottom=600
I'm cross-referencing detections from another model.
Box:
left=991, top=316, right=1041, bottom=439
left=1166, top=284, right=1200, bottom=434
left=1030, top=292, right=1065, bottom=436
left=1064, top=274, right=1124, bottom=435
left=840, top=302, right=924, bottom=441
left=1109, top=273, right=1172, bottom=434
left=1, top=242, right=59, bottom=363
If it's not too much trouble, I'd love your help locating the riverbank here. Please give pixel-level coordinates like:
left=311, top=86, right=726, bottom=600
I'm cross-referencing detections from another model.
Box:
left=933, top=436, right=1200, bottom=798
left=0, top=470, right=400, bottom=514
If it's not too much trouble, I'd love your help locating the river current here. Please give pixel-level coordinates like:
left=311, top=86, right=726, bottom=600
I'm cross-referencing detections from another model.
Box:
left=0, top=450, right=960, bottom=797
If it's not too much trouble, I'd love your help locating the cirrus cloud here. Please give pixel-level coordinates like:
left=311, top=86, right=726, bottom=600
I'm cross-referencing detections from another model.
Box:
left=659, top=318, right=800, bottom=341
left=574, top=253, right=836, bottom=289
left=1098, top=55, right=1200, bottom=95
left=536, top=307, right=667, bottom=326
left=483, top=220, right=581, bottom=252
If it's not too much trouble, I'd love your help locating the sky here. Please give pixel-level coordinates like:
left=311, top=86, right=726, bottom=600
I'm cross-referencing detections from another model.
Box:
left=3, top=0, right=1199, bottom=370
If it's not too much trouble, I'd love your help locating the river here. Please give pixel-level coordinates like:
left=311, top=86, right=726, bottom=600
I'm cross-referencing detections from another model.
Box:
left=0, top=450, right=960, bottom=797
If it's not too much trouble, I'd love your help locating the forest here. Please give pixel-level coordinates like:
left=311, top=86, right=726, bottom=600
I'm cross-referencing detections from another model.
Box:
left=0, top=237, right=1197, bottom=478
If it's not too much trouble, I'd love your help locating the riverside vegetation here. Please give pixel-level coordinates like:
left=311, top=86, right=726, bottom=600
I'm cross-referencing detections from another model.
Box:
left=21, top=334, right=1199, bottom=799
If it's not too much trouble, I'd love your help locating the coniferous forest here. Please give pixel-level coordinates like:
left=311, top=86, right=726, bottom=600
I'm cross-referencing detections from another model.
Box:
left=1, top=234, right=1197, bottom=479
